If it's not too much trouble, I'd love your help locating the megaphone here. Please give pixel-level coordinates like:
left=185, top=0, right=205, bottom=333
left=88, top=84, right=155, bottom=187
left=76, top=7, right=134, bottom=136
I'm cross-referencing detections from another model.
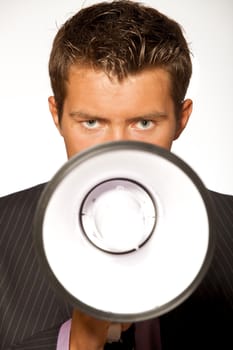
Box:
left=33, top=141, right=214, bottom=322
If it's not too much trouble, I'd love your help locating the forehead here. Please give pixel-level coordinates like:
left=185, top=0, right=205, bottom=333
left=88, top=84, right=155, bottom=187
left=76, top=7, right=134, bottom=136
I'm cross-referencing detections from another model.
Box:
left=66, top=65, right=172, bottom=97
left=64, top=65, right=175, bottom=117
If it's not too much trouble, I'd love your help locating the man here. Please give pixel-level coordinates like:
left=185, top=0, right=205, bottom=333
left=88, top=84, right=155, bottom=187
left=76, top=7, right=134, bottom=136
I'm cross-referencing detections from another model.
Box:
left=0, top=1, right=232, bottom=349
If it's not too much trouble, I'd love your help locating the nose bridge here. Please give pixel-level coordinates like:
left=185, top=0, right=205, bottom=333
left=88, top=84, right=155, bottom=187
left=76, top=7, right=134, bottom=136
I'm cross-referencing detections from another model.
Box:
left=109, top=124, right=128, bottom=141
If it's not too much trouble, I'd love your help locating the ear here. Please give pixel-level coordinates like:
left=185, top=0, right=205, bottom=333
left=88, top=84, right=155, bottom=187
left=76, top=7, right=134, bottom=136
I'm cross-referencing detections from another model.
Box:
left=174, top=99, right=193, bottom=140
left=48, top=96, right=63, bottom=135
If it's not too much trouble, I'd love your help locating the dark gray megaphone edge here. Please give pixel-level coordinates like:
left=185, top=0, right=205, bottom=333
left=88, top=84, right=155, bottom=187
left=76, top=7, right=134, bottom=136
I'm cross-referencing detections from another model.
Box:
left=33, top=140, right=215, bottom=323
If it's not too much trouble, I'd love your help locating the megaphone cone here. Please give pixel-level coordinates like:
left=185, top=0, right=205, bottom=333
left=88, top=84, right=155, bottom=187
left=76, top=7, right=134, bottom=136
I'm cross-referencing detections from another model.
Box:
left=33, top=141, right=215, bottom=322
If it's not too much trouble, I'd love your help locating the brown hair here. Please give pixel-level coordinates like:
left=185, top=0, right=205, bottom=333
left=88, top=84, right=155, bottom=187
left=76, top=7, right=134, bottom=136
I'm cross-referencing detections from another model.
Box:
left=49, top=0, right=192, bottom=121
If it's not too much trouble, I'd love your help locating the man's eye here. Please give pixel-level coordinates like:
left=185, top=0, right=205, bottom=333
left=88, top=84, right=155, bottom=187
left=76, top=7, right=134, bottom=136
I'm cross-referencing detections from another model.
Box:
left=83, top=120, right=98, bottom=128
left=137, top=120, right=153, bottom=129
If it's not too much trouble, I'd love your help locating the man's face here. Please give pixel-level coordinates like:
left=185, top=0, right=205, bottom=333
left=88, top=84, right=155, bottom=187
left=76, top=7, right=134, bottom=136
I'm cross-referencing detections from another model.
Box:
left=49, top=66, right=192, bottom=158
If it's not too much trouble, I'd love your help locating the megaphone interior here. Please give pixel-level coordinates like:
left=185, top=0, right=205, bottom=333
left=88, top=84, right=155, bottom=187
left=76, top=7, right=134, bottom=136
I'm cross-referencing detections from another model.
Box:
left=33, top=141, right=215, bottom=322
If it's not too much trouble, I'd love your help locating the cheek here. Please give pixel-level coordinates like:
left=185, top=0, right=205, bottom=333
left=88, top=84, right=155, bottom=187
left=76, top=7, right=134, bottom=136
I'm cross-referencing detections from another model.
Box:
left=147, top=125, right=177, bottom=150
left=63, top=129, right=104, bottom=157
left=64, top=134, right=90, bottom=156
left=149, top=138, right=172, bottom=151
left=59, top=124, right=80, bottom=156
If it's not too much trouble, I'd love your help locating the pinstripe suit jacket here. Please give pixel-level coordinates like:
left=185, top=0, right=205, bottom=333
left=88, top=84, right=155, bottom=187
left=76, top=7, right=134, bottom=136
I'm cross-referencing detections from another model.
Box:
left=0, top=184, right=233, bottom=349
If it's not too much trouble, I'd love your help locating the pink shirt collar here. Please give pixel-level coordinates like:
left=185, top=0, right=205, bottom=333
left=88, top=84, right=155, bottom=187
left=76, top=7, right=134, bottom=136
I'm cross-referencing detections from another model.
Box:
left=57, top=319, right=71, bottom=350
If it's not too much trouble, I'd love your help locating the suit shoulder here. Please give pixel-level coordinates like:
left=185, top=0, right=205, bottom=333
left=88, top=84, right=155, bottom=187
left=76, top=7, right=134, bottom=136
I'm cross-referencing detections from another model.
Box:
left=0, top=183, right=46, bottom=212
left=208, top=189, right=233, bottom=236
left=200, top=189, right=233, bottom=302
left=209, top=189, right=233, bottom=205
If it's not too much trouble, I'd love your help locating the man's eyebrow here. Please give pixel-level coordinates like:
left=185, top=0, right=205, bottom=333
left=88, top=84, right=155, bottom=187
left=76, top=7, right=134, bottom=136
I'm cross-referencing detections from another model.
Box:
left=129, top=112, right=168, bottom=120
left=69, top=110, right=103, bottom=119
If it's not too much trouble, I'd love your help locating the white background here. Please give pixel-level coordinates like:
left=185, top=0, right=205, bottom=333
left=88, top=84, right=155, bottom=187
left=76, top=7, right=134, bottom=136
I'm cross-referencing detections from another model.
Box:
left=0, top=0, right=233, bottom=196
